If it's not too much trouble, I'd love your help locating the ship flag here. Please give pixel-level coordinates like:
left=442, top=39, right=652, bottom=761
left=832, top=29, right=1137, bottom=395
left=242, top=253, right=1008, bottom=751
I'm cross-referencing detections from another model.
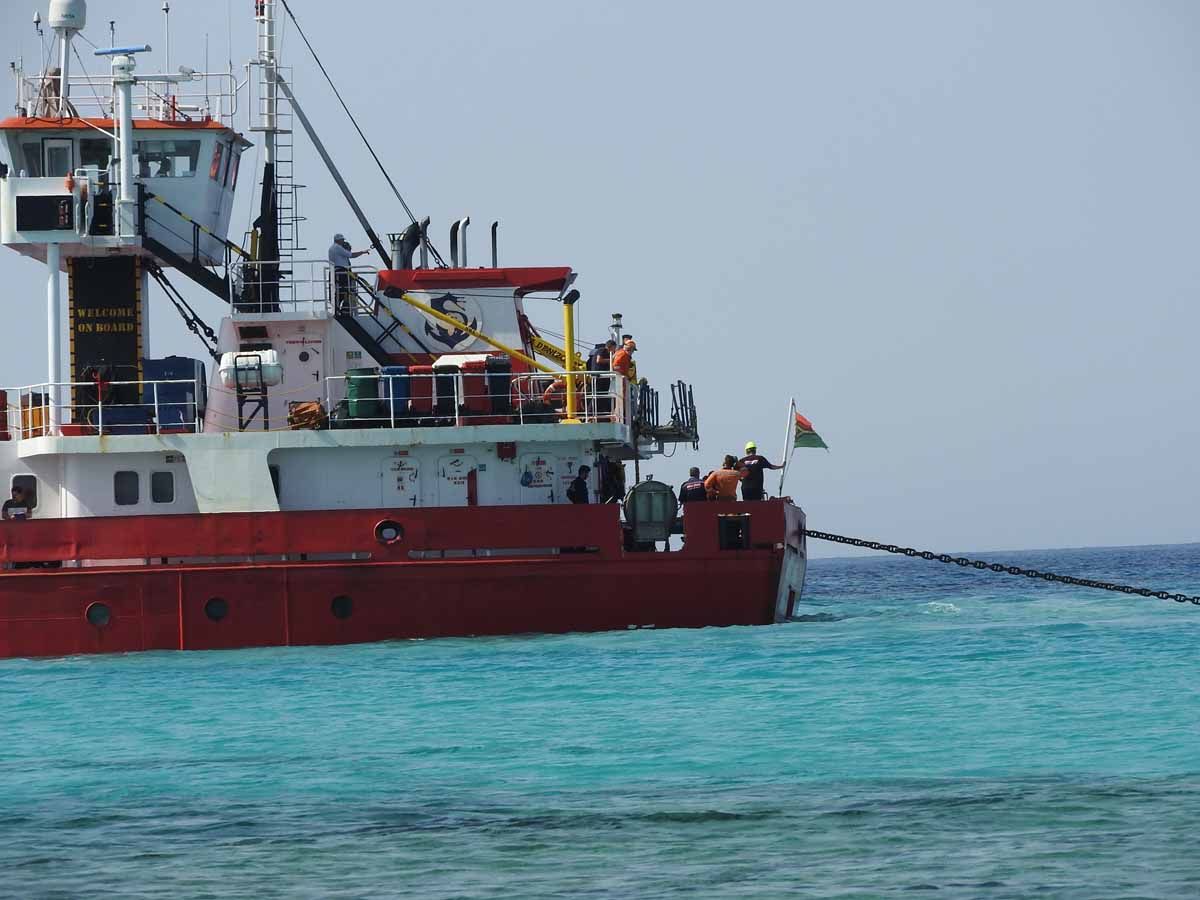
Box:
left=792, top=411, right=829, bottom=450
left=777, top=399, right=828, bottom=497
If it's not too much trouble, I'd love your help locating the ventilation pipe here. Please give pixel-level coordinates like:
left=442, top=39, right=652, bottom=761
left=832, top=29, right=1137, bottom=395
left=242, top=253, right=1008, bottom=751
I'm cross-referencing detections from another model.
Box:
left=391, top=221, right=421, bottom=270
left=491, top=220, right=499, bottom=268
left=450, top=216, right=470, bottom=268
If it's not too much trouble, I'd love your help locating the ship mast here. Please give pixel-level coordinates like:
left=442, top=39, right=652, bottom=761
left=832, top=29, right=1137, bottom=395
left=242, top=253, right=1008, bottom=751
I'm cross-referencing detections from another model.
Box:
left=43, top=1, right=89, bottom=427
left=256, top=0, right=278, bottom=168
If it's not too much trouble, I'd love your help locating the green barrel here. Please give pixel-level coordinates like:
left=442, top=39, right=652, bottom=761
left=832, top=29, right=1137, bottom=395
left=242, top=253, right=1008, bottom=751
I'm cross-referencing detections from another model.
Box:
left=346, top=367, right=381, bottom=420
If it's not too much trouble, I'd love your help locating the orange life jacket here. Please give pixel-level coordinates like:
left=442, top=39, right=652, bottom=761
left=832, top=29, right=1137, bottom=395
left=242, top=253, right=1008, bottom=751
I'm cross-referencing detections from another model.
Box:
left=703, top=467, right=745, bottom=501
left=611, top=348, right=633, bottom=377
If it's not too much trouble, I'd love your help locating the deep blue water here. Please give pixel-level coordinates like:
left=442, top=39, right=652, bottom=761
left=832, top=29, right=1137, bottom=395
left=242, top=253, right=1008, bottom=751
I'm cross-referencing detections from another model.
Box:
left=2, top=544, right=1199, bottom=898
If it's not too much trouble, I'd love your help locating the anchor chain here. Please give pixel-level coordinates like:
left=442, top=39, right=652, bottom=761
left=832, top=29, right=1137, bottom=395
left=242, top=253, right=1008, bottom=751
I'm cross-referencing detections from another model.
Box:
left=804, top=529, right=1200, bottom=606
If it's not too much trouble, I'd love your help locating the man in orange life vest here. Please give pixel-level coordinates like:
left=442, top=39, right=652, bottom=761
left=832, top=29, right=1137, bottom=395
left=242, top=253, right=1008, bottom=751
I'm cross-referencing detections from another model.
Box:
left=704, top=455, right=746, bottom=501
left=611, top=339, right=636, bottom=378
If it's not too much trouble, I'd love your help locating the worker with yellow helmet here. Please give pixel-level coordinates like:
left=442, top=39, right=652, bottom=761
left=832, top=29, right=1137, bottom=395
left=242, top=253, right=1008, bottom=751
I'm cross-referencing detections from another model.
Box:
left=737, top=441, right=782, bottom=501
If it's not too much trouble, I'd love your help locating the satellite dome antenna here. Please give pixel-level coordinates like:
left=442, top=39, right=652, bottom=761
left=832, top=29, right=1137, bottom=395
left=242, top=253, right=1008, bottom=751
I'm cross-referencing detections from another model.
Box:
left=47, top=0, right=87, bottom=114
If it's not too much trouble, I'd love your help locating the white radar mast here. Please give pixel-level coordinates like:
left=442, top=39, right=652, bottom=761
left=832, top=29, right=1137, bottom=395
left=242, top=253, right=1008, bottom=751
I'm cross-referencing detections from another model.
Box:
left=48, top=0, right=87, bottom=114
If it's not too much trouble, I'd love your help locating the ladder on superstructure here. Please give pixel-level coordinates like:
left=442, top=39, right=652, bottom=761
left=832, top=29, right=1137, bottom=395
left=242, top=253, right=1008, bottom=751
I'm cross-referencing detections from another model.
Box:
left=271, top=89, right=306, bottom=273
left=253, top=0, right=306, bottom=300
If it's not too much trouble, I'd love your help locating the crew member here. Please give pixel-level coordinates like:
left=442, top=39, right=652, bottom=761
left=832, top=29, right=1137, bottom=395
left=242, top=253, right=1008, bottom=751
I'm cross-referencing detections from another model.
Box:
left=611, top=339, right=636, bottom=378
left=2, top=484, right=30, bottom=521
left=328, top=233, right=369, bottom=313
left=587, top=341, right=616, bottom=371
left=704, top=455, right=746, bottom=501
left=588, top=340, right=617, bottom=418
left=737, top=441, right=783, bottom=501
left=567, top=465, right=591, bottom=504
left=620, top=334, right=638, bottom=381
left=678, top=467, right=707, bottom=503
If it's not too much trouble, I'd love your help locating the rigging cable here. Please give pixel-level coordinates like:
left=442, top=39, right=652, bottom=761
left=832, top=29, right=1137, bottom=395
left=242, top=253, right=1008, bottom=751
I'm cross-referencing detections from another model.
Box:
left=278, top=0, right=448, bottom=267
left=146, top=263, right=220, bottom=361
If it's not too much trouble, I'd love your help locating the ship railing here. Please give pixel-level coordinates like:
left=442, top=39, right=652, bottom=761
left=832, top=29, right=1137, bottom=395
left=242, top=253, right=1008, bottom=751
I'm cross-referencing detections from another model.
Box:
left=317, top=370, right=630, bottom=430
left=233, top=260, right=378, bottom=317
left=17, top=71, right=242, bottom=127
left=1, top=380, right=204, bottom=442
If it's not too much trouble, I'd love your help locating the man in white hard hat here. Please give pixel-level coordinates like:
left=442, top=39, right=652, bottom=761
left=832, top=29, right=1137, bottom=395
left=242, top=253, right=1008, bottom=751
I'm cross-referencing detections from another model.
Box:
left=737, top=441, right=782, bottom=501
left=328, top=233, right=369, bottom=313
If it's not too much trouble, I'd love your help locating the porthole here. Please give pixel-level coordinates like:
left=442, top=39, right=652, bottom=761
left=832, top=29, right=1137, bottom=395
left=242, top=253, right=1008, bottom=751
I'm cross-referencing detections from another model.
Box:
left=331, top=596, right=353, bottom=619
left=374, top=519, right=404, bottom=545
left=298, top=350, right=310, bottom=362
left=85, top=602, right=111, bottom=628
left=205, top=597, right=228, bottom=622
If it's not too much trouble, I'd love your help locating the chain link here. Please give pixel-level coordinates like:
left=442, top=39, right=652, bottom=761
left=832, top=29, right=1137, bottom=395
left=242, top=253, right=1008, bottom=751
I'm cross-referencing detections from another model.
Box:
left=804, top=529, right=1200, bottom=606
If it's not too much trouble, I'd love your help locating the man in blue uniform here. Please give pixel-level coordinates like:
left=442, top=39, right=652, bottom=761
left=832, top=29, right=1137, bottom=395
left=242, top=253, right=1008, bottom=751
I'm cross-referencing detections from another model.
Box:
left=567, top=465, right=591, bottom=504
left=737, top=442, right=782, bottom=501
left=678, top=467, right=707, bottom=504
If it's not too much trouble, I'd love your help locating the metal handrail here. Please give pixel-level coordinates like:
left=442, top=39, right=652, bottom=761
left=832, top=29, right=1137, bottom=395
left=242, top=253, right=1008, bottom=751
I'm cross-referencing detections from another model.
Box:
left=321, top=370, right=629, bottom=430
left=2, top=379, right=203, bottom=440
left=234, top=260, right=378, bottom=316
left=19, top=72, right=241, bottom=125
left=1, top=368, right=634, bottom=441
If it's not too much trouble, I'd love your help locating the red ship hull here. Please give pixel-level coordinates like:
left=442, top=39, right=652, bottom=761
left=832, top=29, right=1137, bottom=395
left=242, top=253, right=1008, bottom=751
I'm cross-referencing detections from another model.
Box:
left=0, top=501, right=806, bottom=659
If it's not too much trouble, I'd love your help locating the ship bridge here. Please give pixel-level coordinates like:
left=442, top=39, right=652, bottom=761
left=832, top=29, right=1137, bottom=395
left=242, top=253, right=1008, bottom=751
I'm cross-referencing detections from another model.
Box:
left=0, top=0, right=700, bottom=523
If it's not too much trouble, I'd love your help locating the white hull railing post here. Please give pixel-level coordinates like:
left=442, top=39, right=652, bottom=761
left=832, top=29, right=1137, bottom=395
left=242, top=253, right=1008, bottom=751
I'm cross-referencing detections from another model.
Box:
left=45, top=243, right=62, bottom=434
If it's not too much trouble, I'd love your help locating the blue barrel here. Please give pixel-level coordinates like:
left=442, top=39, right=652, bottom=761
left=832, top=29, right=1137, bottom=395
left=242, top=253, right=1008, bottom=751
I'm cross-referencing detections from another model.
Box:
left=380, top=366, right=410, bottom=422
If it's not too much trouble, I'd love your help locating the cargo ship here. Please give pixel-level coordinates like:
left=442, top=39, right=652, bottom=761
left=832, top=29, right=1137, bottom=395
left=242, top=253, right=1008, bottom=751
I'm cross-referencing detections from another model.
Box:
left=0, top=0, right=806, bottom=658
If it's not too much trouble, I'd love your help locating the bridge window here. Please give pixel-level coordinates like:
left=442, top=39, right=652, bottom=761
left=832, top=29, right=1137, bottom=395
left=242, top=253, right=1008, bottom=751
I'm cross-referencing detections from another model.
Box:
left=136, top=140, right=200, bottom=178
left=114, top=471, right=139, bottom=506
left=44, top=138, right=73, bottom=177
left=151, top=471, right=175, bottom=504
left=19, top=141, right=42, bottom=176
left=80, top=138, right=113, bottom=170
left=209, top=143, right=223, bottom=180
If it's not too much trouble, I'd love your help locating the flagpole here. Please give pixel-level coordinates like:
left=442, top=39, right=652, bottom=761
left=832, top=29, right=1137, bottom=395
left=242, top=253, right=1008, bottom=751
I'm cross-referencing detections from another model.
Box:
left=777, top=397, right=797, bottom=497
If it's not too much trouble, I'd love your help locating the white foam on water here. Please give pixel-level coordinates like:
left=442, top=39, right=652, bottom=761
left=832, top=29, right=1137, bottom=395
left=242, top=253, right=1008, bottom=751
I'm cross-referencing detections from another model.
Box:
left=921, top=601, right=961, bottom=615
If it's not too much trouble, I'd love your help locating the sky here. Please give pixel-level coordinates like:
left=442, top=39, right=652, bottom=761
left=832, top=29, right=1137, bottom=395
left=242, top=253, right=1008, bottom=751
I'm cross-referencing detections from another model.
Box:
left=2, top=1, right=1197, bottom=556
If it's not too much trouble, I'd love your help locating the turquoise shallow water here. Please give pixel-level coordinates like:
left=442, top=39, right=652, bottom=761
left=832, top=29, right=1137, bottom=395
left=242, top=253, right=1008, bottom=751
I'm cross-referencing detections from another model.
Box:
left=2, top=544, right=1199, bottom=898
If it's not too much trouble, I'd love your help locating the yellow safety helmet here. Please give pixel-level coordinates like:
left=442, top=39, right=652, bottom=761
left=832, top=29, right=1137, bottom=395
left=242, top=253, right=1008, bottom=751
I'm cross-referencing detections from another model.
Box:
left=745, top=441, right=756, bottom=452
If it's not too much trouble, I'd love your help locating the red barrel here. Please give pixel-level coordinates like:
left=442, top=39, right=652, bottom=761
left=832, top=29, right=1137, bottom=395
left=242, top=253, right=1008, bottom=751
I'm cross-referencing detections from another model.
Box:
left=461, top=359, right=490, bottom=419
left=408, top=365, right=434, bottom=415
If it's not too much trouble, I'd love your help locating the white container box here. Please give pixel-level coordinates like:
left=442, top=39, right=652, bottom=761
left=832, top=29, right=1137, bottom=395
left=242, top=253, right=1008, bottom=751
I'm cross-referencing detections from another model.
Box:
left=218, top=350, right=283, bottom=389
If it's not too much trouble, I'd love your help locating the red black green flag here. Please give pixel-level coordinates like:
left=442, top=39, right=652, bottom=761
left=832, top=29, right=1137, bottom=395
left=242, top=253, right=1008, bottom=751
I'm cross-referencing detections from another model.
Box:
left=793, top=412, right=828, bottom=450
